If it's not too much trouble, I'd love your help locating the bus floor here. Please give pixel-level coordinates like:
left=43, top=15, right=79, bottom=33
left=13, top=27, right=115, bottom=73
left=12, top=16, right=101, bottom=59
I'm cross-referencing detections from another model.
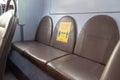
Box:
left=4, top=64, right=18, bottom=80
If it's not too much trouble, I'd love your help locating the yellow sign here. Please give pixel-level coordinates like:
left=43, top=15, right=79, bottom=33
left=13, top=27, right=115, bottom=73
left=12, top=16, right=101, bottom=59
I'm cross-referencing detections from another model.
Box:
left=56, top=22, right=71, bottom=43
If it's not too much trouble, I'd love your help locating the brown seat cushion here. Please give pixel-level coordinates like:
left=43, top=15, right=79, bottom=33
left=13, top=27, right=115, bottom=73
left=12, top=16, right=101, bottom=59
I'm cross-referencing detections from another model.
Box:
left=50, top=16, right=76, bottom=53
left=47, top=54, right=104, bottom=80
left=13, top=41, right=68, bottom=69
left=74, top=15, right=119, bottom=64
left=13, top=41, right=35, bottom=53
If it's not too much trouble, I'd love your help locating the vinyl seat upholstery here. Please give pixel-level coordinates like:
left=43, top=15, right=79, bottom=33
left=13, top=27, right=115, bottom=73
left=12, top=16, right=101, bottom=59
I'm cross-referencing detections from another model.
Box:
left=12, top=15, right=119, bottom=80
left=48, top=54, right=104, bottom=80
left=47, top=15, right=119, bottom=80
left=13, top=41, right=68, bottom=69
left=13, top=16, right=76, bottom=70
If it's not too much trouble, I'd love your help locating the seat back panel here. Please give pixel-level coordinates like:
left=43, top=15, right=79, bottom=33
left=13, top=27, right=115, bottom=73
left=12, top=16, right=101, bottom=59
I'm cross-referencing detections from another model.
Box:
left=50, top=16, right=76, bottom=53
left=74, top=15, right=119, bottom=64
left=35, top=16, right=53, bottom=45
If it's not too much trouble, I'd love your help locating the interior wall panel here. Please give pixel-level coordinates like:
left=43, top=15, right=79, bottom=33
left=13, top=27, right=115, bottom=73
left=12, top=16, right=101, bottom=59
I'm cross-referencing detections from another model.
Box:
left=51, top=0, right=120, bottom=14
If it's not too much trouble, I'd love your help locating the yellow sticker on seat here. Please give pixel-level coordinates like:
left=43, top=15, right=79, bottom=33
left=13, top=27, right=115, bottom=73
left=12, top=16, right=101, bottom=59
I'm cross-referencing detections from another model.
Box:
left=56, top=22, right=71, bottom=43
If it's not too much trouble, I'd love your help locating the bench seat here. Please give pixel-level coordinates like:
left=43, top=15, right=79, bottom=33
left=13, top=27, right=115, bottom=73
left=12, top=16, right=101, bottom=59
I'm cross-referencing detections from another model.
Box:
left=47, top=54, right=104, bottom=80
left=11, top=15, right=119, bottom=80
left=47, top=15, right=119, bottom=80
left=13, top=41, right=68, bottom=69
left=13, top=16, right=76, bottom=70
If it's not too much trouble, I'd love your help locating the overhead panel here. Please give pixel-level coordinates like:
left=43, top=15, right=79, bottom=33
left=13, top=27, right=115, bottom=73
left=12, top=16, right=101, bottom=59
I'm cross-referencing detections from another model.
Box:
left=51, top=0, right=120, bottom=14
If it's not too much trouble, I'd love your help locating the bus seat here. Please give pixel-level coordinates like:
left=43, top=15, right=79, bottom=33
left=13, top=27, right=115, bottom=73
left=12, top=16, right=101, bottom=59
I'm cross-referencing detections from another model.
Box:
left=13, top=16, right=53, bottom=53
left=0, top=10, right=17, bottom=80
left=35, top=16, right=53, bottom=45
left=47, top=15, right=119, bottom=80
left=50, top=16, right=76, bottom=53
left=74, top=15, right=119, bottom=64
left=13, top=16, right=77, bottom=70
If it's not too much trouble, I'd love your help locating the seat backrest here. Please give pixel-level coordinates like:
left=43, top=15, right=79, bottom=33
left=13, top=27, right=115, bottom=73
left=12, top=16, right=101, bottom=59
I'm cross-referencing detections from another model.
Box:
left=50, top=16, right=76, bottom=53
left=0, top=10, right=17, bottom=80
left=100, top=41, right=120, bottom=80
left=35, top=16, right=53, bottom=45
left=74, top=15, right=119, bottom=64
